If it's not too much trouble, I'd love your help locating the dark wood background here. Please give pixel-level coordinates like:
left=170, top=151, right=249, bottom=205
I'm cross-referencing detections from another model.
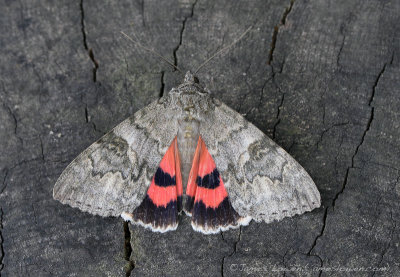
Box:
left=1, top=0, right=399, bottom=276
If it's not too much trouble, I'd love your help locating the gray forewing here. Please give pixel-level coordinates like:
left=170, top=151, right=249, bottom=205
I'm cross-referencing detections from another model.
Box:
left=53, top=97, right=179, bottom=217
left=200, top=101, right=321, bottom=223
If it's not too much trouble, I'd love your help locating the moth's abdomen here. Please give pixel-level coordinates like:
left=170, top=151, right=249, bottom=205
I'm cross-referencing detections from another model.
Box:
left=177, top=116, right=200, bottom=194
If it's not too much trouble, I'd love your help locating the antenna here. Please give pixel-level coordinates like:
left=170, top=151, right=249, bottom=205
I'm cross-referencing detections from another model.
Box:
left=121, top=31, right=183, bottom=73
left=194, top=25, right=253, bottom=74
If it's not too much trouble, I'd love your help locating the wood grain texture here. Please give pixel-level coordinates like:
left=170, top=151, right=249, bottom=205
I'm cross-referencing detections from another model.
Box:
left=0, top=0, right=399, bottom=276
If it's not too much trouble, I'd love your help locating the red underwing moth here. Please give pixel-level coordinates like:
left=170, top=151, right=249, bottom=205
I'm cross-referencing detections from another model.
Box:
left=53, top=72, right=321, bottom=234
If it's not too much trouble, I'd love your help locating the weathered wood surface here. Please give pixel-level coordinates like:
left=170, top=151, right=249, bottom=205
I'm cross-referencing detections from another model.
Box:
left=1, top=0, right=399, bottom=276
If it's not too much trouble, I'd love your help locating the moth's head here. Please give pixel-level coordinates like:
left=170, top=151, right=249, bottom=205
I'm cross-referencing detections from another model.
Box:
left=175, top=71, right=206, bottom=94
left=165, top=71, right=213, bottom=115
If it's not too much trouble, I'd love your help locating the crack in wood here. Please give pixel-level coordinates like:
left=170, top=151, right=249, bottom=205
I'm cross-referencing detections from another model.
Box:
left=1, top=158, right=42, bottom=192
left=80, top=0, right=99, bottom=82
left=272, top=91, right=284, bottom=140
left=306, top=206, right=327, bottom=267
left=268, top=0, right=295, bottom=140
left=336, top=34, right=346, bottom=68
left=336, top=11, right=357, bottom=69
left=80, top=92, right=104, bottom=134
left=159, top=71, right=165, bottom=98
left=220, top=226, right=242, bottom=277
left=315, top=122, right=350, bottom=149
left=172, top=0, right=198, bottom=69
left=84, top=106, right=89, bottom=123
left=39, top=136, right=45, bottom=162
left=124, top=222, right=134, bottom=277
left=267, top=0, right=295, bottom=65
left=79, top=0, right=88, bottom=50
left=1, top=100, right=23, bottom=145
left=332, top=56, right=392, bottom=210
left=307, top=54, right=394, bottom=276
left=88, top=49, right=99, bottom=82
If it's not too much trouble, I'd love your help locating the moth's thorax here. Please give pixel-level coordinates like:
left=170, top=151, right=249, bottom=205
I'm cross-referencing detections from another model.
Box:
left=166, top=72, right=214, bottom=118
left=169, top=89, right=211, bottom=115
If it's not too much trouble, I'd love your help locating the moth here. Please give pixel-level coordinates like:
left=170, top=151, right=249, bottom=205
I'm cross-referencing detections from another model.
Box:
left=53, top=71, right=321, bottom=234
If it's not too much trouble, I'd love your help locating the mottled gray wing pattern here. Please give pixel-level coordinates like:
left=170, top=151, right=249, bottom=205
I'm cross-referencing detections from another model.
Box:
left=53, top=98, right=179, bottom=217
left=200, top=99, right=321, bottom=223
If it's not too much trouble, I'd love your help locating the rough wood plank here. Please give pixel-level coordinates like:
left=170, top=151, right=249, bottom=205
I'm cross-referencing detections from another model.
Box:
left=0, top=0, right=399, bottom=276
